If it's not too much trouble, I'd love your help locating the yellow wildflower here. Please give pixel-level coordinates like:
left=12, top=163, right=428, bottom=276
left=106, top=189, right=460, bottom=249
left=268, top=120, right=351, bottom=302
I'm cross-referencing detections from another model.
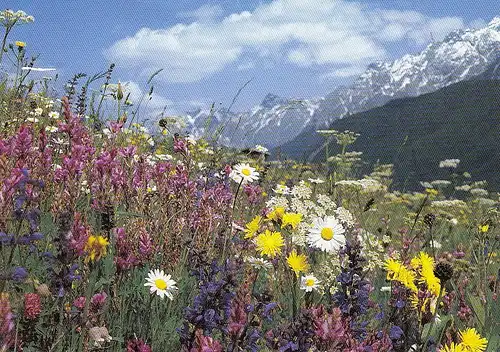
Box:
left=384, top=258, right=418, bottom=292
left=439, top=342, right=466, bottom=352
left=255, top=230, right=284, bottom=258
left=15, top=41, right=26, bottom=48
left=426, top=188, right=438, bottom=196
left=459, top=328, right=488, bottom=352
left=411, top=252, right=441, bottom=296
left=244, top=216, right=262, bottom=239
left=267, top=207, right=285, bottom=222
left=84, top=235, right=109, bottom=262
left=385, top=258, right=404, bottom=280
left=282, top=212, right=303, bottom=230
left=478, top=224, right=489, bottom=233
left=287, top=250, right=309, bottom=276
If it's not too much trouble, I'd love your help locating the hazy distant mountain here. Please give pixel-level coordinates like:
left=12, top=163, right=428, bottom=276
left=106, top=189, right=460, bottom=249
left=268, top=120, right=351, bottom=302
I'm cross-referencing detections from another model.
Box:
left=186, top=93, right=321, bottom=148
left=187, top=17, right=500, bottom=149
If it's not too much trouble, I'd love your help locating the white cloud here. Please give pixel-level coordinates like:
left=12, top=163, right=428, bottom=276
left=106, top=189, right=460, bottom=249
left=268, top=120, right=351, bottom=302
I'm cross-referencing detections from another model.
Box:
left=469, top=18, right=487, bottom=29
left=177, top=4, right=224, bottom=22
left=105, top=0, right=466, bottom=83
left=237, top=61, right=255, bottom=71
left=407, top=17, right=465, bottom=45
left=321, top=65, right=368, bottom=79
left=122, top=81, right=173, bottom=111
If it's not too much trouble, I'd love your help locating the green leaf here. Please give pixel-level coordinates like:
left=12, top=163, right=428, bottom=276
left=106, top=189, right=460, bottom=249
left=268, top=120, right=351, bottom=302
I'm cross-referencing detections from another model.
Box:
left=115, top=210, right=144, bottom=218
left=468, top=295, right=485, bottom=328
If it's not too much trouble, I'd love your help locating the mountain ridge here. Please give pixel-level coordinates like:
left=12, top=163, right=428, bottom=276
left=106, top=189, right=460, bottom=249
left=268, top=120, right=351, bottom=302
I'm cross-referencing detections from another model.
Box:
left=275, top=76, right=500, bottom=190
left=187, top=16, right=500, bottom=149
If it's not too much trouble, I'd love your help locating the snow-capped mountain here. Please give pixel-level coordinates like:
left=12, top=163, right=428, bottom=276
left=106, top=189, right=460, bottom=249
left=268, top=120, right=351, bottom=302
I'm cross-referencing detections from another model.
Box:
left=188, top=93, right=322, bottom=148
left=187, top=17, right=500, bottom=148
left=313, top=16, right=500, bottom=127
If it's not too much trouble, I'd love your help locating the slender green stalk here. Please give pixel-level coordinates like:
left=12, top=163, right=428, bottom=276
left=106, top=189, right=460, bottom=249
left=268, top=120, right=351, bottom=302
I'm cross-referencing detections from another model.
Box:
left=0, top=26, right=12, bottom=65
left=421, top=286, right=443, bottom=352
left=223, top=179, right=243, bottom=259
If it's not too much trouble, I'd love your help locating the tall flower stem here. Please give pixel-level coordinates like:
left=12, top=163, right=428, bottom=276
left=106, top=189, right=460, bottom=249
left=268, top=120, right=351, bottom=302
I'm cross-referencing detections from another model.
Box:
left=421, top=286, right=443, bottom=352
left=0, top=26, right=13, bottom=65
left=292, top=273, right=298, bottom=320
left=0, top=221, right=23, bottom=292
left=223, top=179, right=243, bottom=259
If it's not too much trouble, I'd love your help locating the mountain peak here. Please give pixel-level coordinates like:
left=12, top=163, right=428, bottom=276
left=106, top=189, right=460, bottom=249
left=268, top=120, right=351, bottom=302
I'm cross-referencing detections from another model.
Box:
left=260, top=93, right=288, bottom=108
left=187, top=18, right=500, bottom=150
left=488, top=16, right=500, bottom=29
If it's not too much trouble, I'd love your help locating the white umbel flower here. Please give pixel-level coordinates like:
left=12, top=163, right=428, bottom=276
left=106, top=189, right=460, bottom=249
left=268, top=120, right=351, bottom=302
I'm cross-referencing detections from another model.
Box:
left=274, top=184, right=290, bottom=195
left=253, top=145, right=268, bottom=154
left=300, top=274, right=320, bottom=292
left=439, top=159, right=460, bottom=168
left=308, top=178, right=325, bottom=184
left=307, top=216, right=345, bottom=252
left=230, top=163, right=259, bottom=184
left=144, top=269, right=178, bottom=300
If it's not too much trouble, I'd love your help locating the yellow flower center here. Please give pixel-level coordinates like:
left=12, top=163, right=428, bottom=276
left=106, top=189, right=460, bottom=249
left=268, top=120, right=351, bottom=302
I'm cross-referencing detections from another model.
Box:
left=155, top=279, right=167, bottom=290
left=241, top=168, right=251, bottom=176
left=305, top=278, right=315, bottom=286
left=321, top=227, right=334, bottom=241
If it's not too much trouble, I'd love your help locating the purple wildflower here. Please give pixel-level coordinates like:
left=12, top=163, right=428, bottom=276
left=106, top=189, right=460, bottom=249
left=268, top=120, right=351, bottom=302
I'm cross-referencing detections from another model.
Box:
left=11, top=266, right=28, bottom=282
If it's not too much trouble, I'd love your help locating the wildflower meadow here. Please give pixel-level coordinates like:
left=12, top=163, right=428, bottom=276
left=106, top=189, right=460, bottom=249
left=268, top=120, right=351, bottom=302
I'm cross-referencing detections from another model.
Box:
left=0, top=8, right=499, bottom=352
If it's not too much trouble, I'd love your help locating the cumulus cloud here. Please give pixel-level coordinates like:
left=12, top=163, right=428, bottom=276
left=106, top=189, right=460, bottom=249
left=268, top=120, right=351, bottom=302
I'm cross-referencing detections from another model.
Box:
left=120, top=81, right=174, bottom=111
left=237, top=61, right=255, bottom=71
left=105, top=0, right=466, bottom=83
left=177, top=4, right=224, bottom=22
left=321, top=65, right=368, bottom=79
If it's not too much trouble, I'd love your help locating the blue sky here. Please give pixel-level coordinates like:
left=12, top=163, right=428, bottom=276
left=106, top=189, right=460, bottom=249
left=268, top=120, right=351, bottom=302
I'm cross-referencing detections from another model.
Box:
left=3, top=0, right=498, bottom=113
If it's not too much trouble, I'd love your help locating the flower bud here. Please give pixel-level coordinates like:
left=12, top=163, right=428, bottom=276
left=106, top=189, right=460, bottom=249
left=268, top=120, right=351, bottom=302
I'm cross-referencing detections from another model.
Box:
left=116, top=82, right=124, bottom=100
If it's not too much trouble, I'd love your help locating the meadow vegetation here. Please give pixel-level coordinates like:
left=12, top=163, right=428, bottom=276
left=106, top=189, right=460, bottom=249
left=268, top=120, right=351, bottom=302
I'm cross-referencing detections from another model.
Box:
left=0, top=9, right=499, bottom=352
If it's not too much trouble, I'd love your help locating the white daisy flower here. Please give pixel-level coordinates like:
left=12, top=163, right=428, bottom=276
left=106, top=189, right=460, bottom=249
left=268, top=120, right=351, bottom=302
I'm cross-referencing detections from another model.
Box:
left=429, top=240, right=442, bottom=249
left=27, top=117, right=39, bottom=123
left=146, top=185, right=157, bottom=193
left=186, top=134, right=197, bottom=145
left=145, top=156, right=156, bottom=166
left=230, top=163, right=259, bottom=184
left=102, top=128, right=112, bottom=138
left=53, top=137, right=67, bottom=145
left=300, top=274, right=320, bottom=292
left=245, top=256, right=273, bottom=270
left=144, top=269, right=178, bottom=300
left=45, top=126, right=58, bottom=133
left=307, top=216, right=345, bottom=252
left=48, top=111, right=59, bottom=119
left=33, top=107, right=43, bottom=116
